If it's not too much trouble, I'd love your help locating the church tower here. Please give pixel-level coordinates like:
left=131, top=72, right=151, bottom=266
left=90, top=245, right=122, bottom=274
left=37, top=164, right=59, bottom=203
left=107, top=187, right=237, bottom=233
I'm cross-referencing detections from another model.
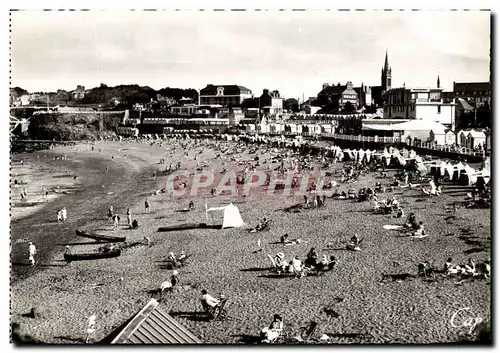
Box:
left=381, top=50, right=392, bottom=92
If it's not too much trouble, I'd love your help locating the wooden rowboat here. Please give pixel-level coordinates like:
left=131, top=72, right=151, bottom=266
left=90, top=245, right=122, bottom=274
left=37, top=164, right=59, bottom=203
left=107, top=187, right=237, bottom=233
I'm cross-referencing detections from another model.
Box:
left=157, top=223, right=222, bottom=232
left=64, top=249, right=121, bottom=262
left=75, top=229, right=126, bottom=243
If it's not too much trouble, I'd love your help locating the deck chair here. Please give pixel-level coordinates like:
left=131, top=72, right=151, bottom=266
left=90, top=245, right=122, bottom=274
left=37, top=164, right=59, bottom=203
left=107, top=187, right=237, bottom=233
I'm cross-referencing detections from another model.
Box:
left=202, top=298, right=228, bottom=321
left=300, top=321, right=318, bottom=341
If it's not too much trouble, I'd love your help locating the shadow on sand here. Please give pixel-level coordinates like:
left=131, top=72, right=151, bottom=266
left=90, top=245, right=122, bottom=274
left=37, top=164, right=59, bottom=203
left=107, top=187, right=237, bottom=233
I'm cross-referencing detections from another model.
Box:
left=231, top=334, right=262, bottom=344
left=169, top=311, right=210, bottom=322
left=240, top=267, right=272, bottom=272
left=53, top=336, right=87, bottom=343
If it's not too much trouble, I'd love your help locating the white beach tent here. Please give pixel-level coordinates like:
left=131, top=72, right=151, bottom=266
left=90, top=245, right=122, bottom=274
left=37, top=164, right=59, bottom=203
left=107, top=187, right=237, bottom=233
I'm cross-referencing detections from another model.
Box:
left=206, top=203, right=245, bottom=229
left=445, top=161, right=454, bottom=180
left=439, top=160, right=448, bottom=177
left=459, top=165, right=478, bottom=186
left=365, top=149, right=372, bottom=163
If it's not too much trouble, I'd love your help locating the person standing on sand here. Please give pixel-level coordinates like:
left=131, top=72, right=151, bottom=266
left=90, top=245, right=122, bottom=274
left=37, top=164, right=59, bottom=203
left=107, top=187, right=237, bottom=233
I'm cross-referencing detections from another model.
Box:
left=85, top=315, right=97, bottom=343
left=108, top=206, right=114, bottom=220
left=145, top=199, right=150, bottom=213
left=57, top=209, right=63, bottom=222
left=126, top=208, right=132, bottom=226
left=61, top=207, right=67, bottom=222
left=112, top=214, right=120, bottom=228
left=28, top=242, right=37, bottom=266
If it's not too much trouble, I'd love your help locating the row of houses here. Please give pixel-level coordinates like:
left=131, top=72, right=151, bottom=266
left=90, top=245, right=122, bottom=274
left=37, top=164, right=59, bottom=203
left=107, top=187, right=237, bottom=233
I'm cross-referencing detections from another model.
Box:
left=240, top=121, right=488, bottom=150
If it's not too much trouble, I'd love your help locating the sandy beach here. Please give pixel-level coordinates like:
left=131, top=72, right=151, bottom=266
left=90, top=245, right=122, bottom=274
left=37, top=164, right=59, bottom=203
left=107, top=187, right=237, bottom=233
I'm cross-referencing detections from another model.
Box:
left=10, top=138, right=490, bottom=344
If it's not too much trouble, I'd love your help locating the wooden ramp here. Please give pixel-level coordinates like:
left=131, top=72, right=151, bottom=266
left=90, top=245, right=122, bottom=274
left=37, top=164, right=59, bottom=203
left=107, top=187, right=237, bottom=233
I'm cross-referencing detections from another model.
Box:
left=111, top=299, right=202, bottom=344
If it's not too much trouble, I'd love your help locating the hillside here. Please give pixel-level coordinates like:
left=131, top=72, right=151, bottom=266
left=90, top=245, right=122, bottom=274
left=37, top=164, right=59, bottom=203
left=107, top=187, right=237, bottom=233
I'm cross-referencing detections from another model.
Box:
left=27, top=112, right=124, bottom=141
left=11, top=84, right=199, bottom=108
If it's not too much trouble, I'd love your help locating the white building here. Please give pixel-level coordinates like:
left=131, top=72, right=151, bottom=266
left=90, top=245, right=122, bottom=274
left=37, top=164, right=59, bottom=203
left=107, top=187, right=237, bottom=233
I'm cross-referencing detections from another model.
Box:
left=383, top=87, right=456, bottom=130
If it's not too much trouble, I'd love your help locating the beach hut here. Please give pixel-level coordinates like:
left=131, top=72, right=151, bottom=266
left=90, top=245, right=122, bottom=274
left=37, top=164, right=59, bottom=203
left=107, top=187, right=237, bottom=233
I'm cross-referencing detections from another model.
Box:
left=429, top=128, right=446, bottom=145
left=310, top=124, right=321, bottom=135
left=444, top=130, right=456, bottom=145
left=466, top=131, right=486, bottom=149
left=288, top=124, right=298, bottom=134
left=456, top=129, right=472, bottom=146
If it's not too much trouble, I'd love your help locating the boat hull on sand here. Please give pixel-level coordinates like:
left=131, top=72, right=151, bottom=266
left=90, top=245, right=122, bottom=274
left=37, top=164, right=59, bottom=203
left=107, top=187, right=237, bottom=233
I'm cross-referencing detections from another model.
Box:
left=64, top=249, right=121, bottom=262
left=75, top=229, right=126, bottom=243
left=157, top=223, right=222, bottom=232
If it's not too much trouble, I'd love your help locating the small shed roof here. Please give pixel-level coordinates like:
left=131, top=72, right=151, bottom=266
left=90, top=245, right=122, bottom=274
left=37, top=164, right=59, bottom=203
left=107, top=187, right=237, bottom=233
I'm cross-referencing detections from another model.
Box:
left=111, top=299, right=202, bottom=344
left=467, top=131, right=486, bottom=138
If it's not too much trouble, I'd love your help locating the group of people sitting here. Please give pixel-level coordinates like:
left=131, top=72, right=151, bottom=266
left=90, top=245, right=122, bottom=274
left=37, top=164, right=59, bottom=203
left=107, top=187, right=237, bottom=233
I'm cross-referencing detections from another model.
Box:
left=356, top=187, right=376, bottom=202
left=272, top=248, right=336, bottom=277
left=417, top=257, right=490, bottom=279
left=421, top=179, right=442, bottom=196
left=443, top=257, right=490, bottom=278
left=403, top=213, right=426, bottom=236
left=340, top=167, right=359, bottom=184
left=251, top=218, right=270, bottom=233
left=466, top=188, right=491, bottom=209
left=373, top=197, right=402, bottom=215
left=167, top=251, right=189, bottom=268
left=303, top=194, right=327, bottom=208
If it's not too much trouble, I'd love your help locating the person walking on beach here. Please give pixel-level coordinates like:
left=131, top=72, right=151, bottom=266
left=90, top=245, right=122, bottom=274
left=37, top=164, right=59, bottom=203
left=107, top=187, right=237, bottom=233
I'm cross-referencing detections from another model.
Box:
left=126, top=208, right=132, bottom=226
left=108, top=206, right=114, bottom=220
left=28, top=242, right=37, bottom=266
left=57, top=209, right=63, bottom=222
left=61, top=207, right=67, bottom=222
left=145, top=199, right=150, bottom=213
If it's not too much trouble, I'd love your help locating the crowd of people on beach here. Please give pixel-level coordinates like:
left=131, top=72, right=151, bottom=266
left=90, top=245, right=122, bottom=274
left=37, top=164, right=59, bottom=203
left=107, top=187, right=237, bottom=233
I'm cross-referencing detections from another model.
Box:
left=12, top=132, right=491, bottom=344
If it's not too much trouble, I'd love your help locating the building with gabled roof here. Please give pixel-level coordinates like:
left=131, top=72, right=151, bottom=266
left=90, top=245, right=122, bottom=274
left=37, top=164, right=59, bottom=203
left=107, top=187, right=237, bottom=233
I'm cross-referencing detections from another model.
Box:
left=199, top=84, right=253, bottom=107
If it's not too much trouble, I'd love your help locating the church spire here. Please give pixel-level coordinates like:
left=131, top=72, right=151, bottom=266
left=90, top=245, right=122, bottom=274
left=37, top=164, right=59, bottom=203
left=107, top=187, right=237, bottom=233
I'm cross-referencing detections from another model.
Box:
left=381, top=50, right=392, bottom=91
left=437, top=74, right=441, bottom=88
left=384, top=50, right=390, bottom=71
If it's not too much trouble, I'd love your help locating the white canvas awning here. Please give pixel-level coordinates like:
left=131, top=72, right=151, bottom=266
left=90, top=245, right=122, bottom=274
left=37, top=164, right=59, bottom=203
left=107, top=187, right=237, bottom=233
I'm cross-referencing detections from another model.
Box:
left=206, top=203, right=245, bottom=229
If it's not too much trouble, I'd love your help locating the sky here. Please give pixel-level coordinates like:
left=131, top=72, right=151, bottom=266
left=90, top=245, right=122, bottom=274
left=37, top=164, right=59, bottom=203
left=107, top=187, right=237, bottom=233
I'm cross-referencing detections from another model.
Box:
left=10, top=10, right=491, bottom=100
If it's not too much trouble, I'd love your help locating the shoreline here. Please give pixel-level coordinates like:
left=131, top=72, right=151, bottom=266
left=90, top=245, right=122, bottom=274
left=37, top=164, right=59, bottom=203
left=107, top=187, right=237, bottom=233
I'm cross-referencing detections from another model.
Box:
left=10, top=142, right=163, bottom=283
